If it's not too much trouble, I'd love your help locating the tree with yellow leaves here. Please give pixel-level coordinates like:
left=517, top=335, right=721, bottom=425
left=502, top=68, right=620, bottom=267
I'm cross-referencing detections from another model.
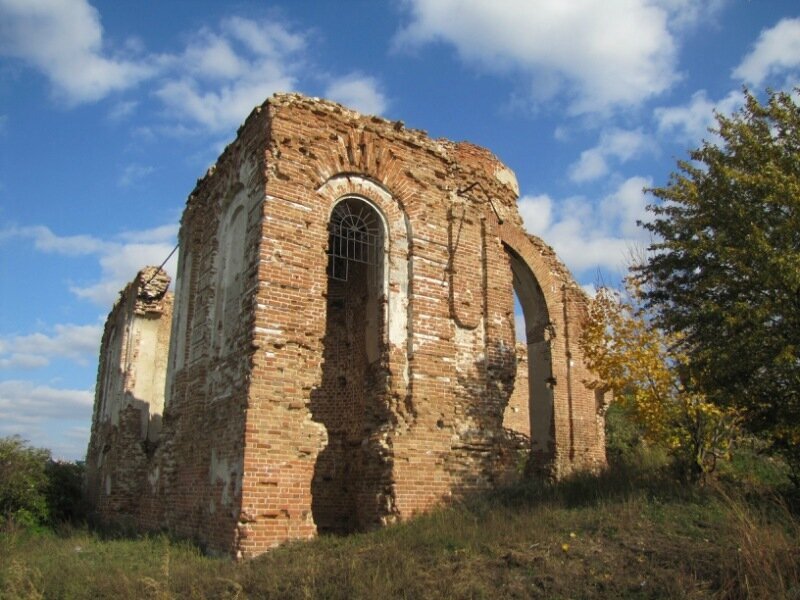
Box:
left=581, top=278, right=740, bottom=481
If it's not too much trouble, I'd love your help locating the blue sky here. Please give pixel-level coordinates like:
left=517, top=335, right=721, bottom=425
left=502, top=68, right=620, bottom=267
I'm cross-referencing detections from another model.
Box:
left=0, top=0, right=798, bottom=461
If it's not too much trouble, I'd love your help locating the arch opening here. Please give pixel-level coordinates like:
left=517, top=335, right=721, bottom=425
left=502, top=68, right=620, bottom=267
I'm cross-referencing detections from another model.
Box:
left=311, top=196, right=392, bottom=534
left=504, top=245, right=556, bottom=470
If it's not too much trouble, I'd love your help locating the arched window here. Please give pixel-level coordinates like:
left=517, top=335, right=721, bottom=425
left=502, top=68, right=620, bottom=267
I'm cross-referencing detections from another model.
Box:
left=312, top=195, right=390, bottom=534
left=327, top=197, right=383, bottom=284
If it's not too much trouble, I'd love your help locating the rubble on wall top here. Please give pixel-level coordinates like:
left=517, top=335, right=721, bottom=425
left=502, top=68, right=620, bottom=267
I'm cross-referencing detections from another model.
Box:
left=132, top=266, right=171, bottom=315
left=136, top=266, right=170, bottom=300
left=268, top=93, right=518, bottom=196
left=187, top=91, right=521, bottom=222
left=267, top=92, right=459, bottom=159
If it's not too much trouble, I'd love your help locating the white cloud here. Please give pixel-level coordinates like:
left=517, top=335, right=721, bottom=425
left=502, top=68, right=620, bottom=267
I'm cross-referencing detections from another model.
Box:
left=183, top=33, right=248, bottom=81
left=0, top=323, right=102, bottom=369
left=70, top=227, right=179, bottom=305
left=5, top=225, right=108, bottom=255
left=655, top=89, right=743, bottom=144
left=653, top=0, right=729, bottom=30
left=517, top=193, right=552, bottom=234
left=325, top=73, right=388, bottom=116
left=733, top=18, right=800, bottom=87
left=154, top=17, right=306, bottom=132
left=0, top=380, right=94, bottom=422
left=518, top=176, right=652, bottom=276
left=0, top=380, right=94, bottom=460
left=119, top=163, right=155, bottom=187
left=394, top=0, right=686, bottom=114
left=569, top=128, right=652, bottom=183
left=3, top=223, right=179, bottom=306
left=0, top=4, right=388, bottom=136
left=660, top=18, right=800, bottom=149
left=223, top=16, right=306, bottom=57
left=117, top=224, right=177, bottom=244
left=600, top=176, right=652, bottom=238
left=108, top=100, right=138, bottom=121
left=0, top=0, right=154, bottom=105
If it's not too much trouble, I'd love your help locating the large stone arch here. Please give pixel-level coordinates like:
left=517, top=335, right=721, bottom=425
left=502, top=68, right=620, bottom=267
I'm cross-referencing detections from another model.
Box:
left=497, top=220, right=605, bottom=477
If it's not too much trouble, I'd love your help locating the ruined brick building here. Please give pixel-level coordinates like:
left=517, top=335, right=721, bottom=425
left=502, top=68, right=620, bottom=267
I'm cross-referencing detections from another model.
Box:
left=86, top=93, right=607, bottom=558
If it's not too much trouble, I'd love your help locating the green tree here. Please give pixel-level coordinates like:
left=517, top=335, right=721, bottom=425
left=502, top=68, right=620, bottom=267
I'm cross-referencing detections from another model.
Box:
left=636, top=89, right=800, bottom=479
left=0, top=436, right=51, bottom=527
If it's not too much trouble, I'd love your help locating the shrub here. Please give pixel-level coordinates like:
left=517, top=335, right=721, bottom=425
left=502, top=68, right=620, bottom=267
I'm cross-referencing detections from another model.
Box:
left=0, top=436, right=50, bottom=527
left=0, top=436, right=86, bottom=528
left=45, top=460, right=86, bottom=524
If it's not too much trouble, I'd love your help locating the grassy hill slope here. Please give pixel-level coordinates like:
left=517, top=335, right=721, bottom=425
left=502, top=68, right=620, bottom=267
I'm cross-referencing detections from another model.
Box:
left=2, top=449, right=798, bottom=599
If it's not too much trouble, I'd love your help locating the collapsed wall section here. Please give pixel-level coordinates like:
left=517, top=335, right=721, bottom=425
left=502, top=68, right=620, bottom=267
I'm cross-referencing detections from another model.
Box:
left=85, top=266, right=172, bottom=518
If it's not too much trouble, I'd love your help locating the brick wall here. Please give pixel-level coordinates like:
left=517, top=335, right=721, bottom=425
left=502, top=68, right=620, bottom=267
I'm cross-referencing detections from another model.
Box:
left=85, top=266, right=172, bottom=521
left=85, top=93, right=607, bottom=558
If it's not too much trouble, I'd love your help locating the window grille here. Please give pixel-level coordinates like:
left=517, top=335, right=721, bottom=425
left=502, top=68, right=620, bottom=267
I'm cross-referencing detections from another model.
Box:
left=327, top=198, right=382, bottom=282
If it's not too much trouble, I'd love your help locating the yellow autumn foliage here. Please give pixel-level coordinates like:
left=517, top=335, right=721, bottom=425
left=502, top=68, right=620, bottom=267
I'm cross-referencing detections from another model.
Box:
left=581, top=278, right=740, bottom=479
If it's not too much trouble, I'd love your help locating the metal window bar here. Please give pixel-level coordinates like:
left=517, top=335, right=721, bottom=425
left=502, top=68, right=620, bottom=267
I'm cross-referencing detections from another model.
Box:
left=327, top=200, right=382, bottom=283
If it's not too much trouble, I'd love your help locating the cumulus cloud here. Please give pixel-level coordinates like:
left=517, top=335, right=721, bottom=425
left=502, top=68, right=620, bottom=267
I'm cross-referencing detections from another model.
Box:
left=733, top=17, right=800, bottom=87
left=4, top=225, right=108, bottom=255
left=0, top=0, right=154, bottom=105
left=70, top=226, right=179, bottom=305
left=0, top=380, right=93, bottom=423
left=0, top=323, right=102, bottom=369
left=518, top=176, right=652, bottom=276
left=2, top=223, right=179, bottom=306
left=325, top=73, right=388, bottom=116
left=0, top=380, right=94, bottom=460
left=568, top=128, right=653, bottom=183
left=0, top=4, right=390, bottom=136
left=108, top=100, right=138, bottom=121
left=154, top=17, right=306, bottom=132
left=394, top=0, right=691, bottom=114
left=655, top=89, right=743, bottom=144
left=657, top=18, right=800, bottom=149
left=517, top=193, right=552, bottom=235
left=653, top=0, right=729, bottom=30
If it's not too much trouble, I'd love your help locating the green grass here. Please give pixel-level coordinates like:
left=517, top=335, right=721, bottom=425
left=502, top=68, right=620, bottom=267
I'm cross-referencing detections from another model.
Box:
left=2, top=454, right=799, bottom=599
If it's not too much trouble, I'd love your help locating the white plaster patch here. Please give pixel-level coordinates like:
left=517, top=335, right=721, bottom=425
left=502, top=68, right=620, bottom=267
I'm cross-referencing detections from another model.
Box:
left=254, top=327, right=283, bottom=335
left=147, top=465, right=160, bottom=493
left=209, top=448, right=242, bottom=507
left=414, top=275, right=447, bottom=286
left=283, top=199, right=312, bottom=212
left=413, top=332, right=440, bottom=342
left=494, top=165, right=520, bottom=196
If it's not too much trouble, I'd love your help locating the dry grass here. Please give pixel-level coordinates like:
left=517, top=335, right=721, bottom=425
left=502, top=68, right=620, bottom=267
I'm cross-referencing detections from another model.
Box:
left=2, top=458, right=798, bottom=599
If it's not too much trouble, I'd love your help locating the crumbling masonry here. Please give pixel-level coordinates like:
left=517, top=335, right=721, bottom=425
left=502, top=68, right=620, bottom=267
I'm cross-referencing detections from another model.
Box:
left=86, top=94, right=607, bottom=558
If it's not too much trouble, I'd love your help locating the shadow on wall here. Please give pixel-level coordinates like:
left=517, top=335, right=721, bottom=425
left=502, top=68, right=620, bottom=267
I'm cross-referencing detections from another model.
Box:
left=448, top=340, right=526, bottom=495
left=309, top=260, right=397, bottom=535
